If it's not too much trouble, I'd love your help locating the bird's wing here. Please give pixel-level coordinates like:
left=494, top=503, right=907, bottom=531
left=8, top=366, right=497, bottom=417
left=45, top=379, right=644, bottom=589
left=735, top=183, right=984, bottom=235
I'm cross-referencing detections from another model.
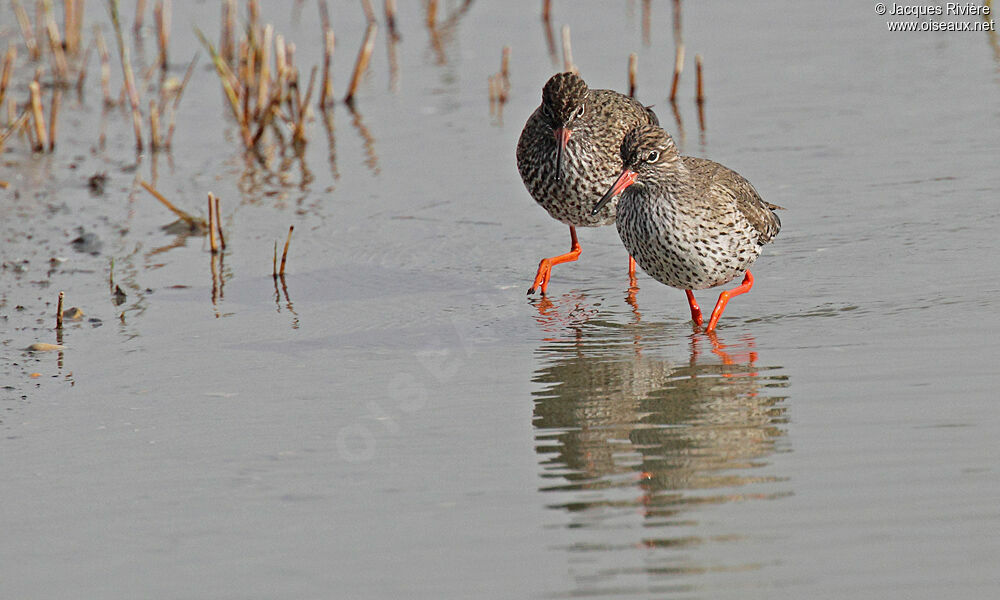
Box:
left=682, top=156, right=781, bottom=244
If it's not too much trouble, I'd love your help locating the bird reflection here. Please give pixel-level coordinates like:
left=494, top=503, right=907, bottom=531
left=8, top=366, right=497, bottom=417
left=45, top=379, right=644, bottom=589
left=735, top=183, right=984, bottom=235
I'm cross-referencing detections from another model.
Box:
left=531, top=292, right=789, bottom=587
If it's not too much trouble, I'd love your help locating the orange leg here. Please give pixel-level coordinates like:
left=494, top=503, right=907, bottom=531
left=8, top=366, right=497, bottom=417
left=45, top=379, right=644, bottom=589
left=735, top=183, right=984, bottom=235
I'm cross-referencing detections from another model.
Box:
left=628, top=255, right=638, bottom=288
left=706, top=271, right=754, bottom=332
left=685, top=290, right=703, bottom=327
left=528, top=226, right=582, bottom=295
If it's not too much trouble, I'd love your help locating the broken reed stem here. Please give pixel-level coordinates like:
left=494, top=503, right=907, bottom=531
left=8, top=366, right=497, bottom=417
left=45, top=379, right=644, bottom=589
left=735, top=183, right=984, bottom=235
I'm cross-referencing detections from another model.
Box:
left=272, top=241, right=278, bottom=277
left=220, top=0, right=236, bottom=64
left=195, top=27, right=252, bottom=147
left=0, top=45, right=15, bottom=110
left=345, top=22, right=377, bottom=105
left=149, top=99, right=162, bottom=149
left=28, top=80, right=48, bottom=152
left=13, top=1, right=40, bottom=61
left=48, top=86, right=61, bottom=151
left=154, top=0, right=170, bottom=71
left=695, top=53, right=704, bottom=104
left=172, top=52, right=198, bottom=110
left=62, top=0, right=81, bottom=55
left=134, top=0, right=147, bottom=35
left=361, top=0, right=376, bottom=23
left=75, top=44, right=93, bottom=95
left=44, top=7, right=71, bottom=83
left=63, top=0, right=76, bottom=52
left=279, top=225, right=294, bottom=277
left=488, top=75, right=497, bottom=115
left=164, top=53, right=197, bottom=148
left=213, top=195, right=226, bottom=250
left=501, top=45, right=510, bottom=85
left=255, top=24, right=273, bottom=119
left=642, top=0, right=651, bottom=45
left=0, top=111, right=30, bottom=148
left=628, top=52, right=637, bottom=98
left=427, top=0, right=437, bottom=29
left=320, top=29, right=335, bottom=108
left=109, top=0, right=145, bottom=150
left=669, top=43, right=685, bottom=102
left=95, top=25, right=113, bottom=106
left=56, top=291, right=64, bottom=329
left=318, top=0, right=331, bottom=31
left=385, top=0, right=399, bottom=40
left=561, top=25, right=575, bottom=74
left=669, top=0, right=683, bottom=101
left=139, top=180, right=205, bottom=229
left=207, top=193, right=218, bottom=252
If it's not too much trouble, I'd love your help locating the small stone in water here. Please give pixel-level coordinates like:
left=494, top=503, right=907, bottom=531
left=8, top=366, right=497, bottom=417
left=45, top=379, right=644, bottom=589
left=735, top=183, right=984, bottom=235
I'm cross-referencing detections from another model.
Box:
left=26, top=343, right=66, bottom=352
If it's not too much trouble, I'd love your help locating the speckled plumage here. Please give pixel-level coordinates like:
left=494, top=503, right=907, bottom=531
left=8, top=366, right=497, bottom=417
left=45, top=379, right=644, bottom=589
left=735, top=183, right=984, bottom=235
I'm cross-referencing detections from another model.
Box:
left=609, top=125, right=780, bottom=291
left=516, top=72, right=659, bottom=227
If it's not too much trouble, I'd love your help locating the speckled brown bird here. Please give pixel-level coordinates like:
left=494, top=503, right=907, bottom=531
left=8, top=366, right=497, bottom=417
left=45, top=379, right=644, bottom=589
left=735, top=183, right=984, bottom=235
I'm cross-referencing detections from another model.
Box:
left=593, top=125, right=782, bottom=331
left=516, top=72, right=659, bottom=295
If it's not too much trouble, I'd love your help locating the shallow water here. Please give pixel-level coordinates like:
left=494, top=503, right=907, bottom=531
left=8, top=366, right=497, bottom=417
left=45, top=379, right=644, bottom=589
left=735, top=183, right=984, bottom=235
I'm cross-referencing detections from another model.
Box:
left=2, top=1, right=999, bottom=598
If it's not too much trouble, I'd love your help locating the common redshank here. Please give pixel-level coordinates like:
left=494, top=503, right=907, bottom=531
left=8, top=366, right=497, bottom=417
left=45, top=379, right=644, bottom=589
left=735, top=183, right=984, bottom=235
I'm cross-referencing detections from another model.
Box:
left=516, top=72, right=659, bottom=295
left=592, top=125, right=781, bottom=331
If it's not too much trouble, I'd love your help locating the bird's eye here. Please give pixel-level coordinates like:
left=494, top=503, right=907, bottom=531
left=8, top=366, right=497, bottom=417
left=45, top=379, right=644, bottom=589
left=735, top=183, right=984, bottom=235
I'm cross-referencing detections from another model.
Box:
left=646, top=151, right=660, bottom=163
left=574, top=104, right=585, bottom=119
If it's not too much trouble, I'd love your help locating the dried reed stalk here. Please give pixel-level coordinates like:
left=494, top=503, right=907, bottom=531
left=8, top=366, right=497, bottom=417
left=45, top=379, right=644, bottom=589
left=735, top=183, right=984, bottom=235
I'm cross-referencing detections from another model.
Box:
left=139, top=180, right=206, bottom=229
left=561, top=25, right=575, bottom=74
left=63, top=0, right=85, bottom=55
left=28, top=80, right=48, bottom=151
left=213, top=194, right=226, bottom=249
left=488, top=75, right=497, bottom=115
left=0, top=46, right=15, bottom=110
left=94, top=25, right=113, bottom=106
left=56, top=291, right=64, bottom=329
left=318, top=0, right=330, bottom=31
left=385, top=0, right=399, bottom=40
left=279, top=225, right=294, bottom=276
left=669, top=45, right=685, bottom=102
left=47, top=86, right=61, bottom=151
left=149, top=99, right=162, bottom=149
left=109, top=0, right=145, bottom=150
left=320, top=30, right=335, bottom=108
left=361, top=0, right=376, bottom=23
left=75, top=44, right=93, bottom=95
left=628, top=52, right=637, bottom=98
left=207, top=193, right=218, bottom=252
left=427, top=0, right=437, bottom=29
left=44, top=7, right=71, bottom=82
left=0, top=111, right=30, bottom=148
left=695, top=54, right=704, bottom=103
left=220, top=0, right=236, bottom=64
left=256, top=25, right=273, bottom=118
left=642, top=0, right=651, bottom=45
left=134, top=0, right=146, bottom=35
left=344, top=22, right=377, bottom=104
left=501, top=45, right=510, bottom=86
left=154, top=0, right=170, bottom=71
left=195, top=27, right=252, bottom=146
left=669, top=0, right=683, bottom=102
left=13, top=1, right=40, bottom=61
left=164, top=53, right=197, bottom=147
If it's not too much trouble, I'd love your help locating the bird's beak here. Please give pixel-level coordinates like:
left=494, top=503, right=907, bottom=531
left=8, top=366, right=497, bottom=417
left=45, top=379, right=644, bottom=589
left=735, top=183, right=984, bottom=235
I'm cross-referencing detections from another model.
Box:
left=592, top=169, right=637, bottom=216
left=554, top=127, right=572, bottom=181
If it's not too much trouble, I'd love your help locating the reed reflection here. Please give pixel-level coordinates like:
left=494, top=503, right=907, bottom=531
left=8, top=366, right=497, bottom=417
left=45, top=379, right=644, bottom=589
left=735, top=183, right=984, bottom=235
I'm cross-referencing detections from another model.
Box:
left=532, top=292, right=789, bottom=587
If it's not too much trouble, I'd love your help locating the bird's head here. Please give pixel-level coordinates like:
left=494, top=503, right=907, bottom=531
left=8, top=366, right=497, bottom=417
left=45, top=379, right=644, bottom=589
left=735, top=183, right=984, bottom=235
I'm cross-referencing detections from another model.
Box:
left=592, top=125, right=680, bottom=216
left=540, top=72, right=590, bottom=180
